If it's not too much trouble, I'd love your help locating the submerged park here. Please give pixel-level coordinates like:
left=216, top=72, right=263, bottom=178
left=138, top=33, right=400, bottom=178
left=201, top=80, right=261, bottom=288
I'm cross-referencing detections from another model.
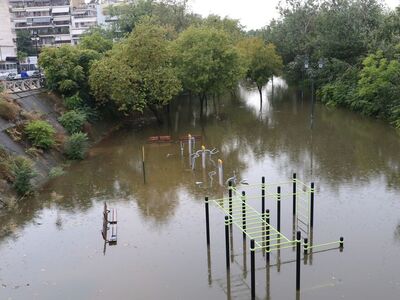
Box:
left=0, top=0, right=400, bottom=299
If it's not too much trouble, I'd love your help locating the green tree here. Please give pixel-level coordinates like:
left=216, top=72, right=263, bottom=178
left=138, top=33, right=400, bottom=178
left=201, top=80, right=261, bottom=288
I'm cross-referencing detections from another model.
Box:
left=106, top=0, right=195, bottom=36
left=238, top=38, right=283, bottom=108
left=356, top=50, right=400, bottom=119
left=315, top=0, right=383, bottom=63
left=173, top=26, right=243, bottom=105
left=16, top=30, right=36, bottom=56
left=39, top=45, right=101, bottom=97
left=89, top=20, right=181, bottom=123
left=79, top=32, right=113, bottom=53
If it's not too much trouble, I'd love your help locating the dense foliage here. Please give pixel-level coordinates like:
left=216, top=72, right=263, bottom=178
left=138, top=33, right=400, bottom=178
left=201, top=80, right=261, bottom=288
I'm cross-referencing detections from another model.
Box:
left=173, top=26, right=243, bottom=100
left=12, top=156, right=36, bottom=196
left=64, top=132, right=89, bottom=160
left=25, top=120, right=56, bottom=150
left=38, top=0, right=284, bottom=123
left=58, top=110, right=87, bottom=134
left=260, top=0, right=400, bottom=127
left=238, top=38, right=283, bottom=104
left=90, top=20, right=182, bottom=122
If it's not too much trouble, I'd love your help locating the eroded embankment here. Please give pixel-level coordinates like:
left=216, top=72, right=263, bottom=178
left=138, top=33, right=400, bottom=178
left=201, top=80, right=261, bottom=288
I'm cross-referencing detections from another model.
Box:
left=0, top=89, right=116, bottom=205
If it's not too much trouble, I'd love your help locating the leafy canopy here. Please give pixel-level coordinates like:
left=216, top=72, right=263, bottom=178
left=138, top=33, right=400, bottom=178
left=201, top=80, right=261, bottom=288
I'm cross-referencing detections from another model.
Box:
left=238, top=38, right=283, bottom=90
left=173, top=26, right=243, bottom=97
left=89, top=20, right=182, bottom=118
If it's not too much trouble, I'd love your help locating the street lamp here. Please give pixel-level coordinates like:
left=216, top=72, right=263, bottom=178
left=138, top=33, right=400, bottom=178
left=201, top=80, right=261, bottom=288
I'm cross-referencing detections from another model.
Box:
left=304, top=57, right=324, bottom=127
left=31, top=32, right=41, bottom=80
left=304, top=57, right=324, bottom=178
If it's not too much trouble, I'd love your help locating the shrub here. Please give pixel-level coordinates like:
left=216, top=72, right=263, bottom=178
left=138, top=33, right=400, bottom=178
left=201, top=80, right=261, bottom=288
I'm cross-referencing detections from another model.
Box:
left=58, top=110, right=86, bottom=134
left=25, top=120, right=56, bottom=149
left=0, top=99, right=20, bottom=121
left=0, top=146, right=13, bottom=182
left=64, top=94, right=83, bottom=111
left=49, top=166, right=65, bottom=178
left=12, top=156, right=36, bottom=196
left=64, top=132, right=88, bottom=160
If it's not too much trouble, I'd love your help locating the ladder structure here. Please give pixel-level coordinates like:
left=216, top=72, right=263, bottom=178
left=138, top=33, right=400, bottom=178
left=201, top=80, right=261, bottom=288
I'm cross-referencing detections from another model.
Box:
left=204, top=174, right=344, bottom=299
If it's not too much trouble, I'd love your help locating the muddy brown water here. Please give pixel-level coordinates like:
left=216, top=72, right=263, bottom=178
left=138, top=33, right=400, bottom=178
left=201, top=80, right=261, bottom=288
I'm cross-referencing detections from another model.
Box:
left=1, top=80, right=400, bottom=300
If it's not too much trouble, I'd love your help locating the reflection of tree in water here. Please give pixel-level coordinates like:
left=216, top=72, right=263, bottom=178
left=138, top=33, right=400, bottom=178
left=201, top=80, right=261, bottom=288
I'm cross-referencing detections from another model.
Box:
left=1, top=81, right=400, bottom=243
left=394, top=222, right=400, bottom=243
left=239, top=85, right=400, bottom=190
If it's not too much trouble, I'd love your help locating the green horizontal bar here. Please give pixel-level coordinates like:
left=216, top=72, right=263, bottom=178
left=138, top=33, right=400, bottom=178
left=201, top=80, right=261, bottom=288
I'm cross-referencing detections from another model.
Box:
left=306, top=241, right=341, bottom=250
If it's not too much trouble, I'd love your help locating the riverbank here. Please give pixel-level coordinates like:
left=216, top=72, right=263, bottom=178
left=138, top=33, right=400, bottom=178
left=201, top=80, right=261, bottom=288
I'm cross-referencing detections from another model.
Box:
left=0, top=89, right=120, bottom=205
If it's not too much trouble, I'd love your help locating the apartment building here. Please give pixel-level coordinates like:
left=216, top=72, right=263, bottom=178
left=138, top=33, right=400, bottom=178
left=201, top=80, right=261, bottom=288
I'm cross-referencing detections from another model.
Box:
left=0, top=0, right=18, bottom=75
left=8, top=0, right=72, bottom=47
left=71, top=3, right=98, bottom=45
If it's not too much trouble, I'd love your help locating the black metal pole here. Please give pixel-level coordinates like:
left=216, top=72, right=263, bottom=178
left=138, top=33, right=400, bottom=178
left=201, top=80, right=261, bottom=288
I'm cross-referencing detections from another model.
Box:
left=225, top=215, right=230, bottom=270
left=266, top=209, right=270, bottom=263
left=292, top=173, right=297, bottom=216
left=242, top=191, right=246, bottom=240
left=310, top=182, right=315, bottom=228
left=205, top=197, right=210, bottom=246
left=296, top=231, right=301, bottom=291
left=261, top=176, right=265, bottom=214
left=250, top=239, right=256, bottom=300
left=142, top=146, right=146, bottom=184
left=228, top=181, right=233, bottom=219
left=311, top=79, right=315, bottom=127
left=277, top=186, right=281, bottom=232
left=340, top=237, right=344, bottom=251
left=303, top=238, right=308, bottom=255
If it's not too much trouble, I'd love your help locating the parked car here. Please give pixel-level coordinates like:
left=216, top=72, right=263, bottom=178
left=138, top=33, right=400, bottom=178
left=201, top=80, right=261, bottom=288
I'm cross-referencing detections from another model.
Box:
left=20, top=71, right=29, bottom=79
left=6, top=73, right=17, bottom=80
left=30, top=70, right=44, bottom=78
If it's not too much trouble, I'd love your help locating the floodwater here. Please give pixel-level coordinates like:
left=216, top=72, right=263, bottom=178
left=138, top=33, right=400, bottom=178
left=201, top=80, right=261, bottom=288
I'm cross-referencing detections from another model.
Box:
left=1, top=80, right=400, bottom=300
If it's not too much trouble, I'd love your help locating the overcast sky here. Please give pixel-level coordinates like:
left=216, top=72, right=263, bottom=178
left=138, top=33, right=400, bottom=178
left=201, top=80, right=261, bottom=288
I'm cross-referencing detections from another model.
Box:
left=189, top=0, right=400, bottom=30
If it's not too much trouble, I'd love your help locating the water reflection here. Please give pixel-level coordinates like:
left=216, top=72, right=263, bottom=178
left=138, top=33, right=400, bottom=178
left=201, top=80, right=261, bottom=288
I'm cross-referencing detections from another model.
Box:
left=1, top=80, right=400, bottom=240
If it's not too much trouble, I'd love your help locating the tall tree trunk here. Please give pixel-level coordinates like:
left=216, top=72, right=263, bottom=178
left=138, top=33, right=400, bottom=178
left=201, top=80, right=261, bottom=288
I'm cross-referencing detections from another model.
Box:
left=199, top=93, right=204, bottom=116
left=149, top=105, right=163, bottom=125
left=258, top=85, right=263, bottom=111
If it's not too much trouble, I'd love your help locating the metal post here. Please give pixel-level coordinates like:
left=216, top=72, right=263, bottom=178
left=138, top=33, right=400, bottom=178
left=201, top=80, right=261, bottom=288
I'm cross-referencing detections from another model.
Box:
left=142, top=146, right=146, bottom=184
left=340, top=237, right=344, bottom=250
left=296, top=231, right=301, bottom=291
left=277, top=186, right=281, bottom=232
left=292, top=173, right=296, bottom=216
left=228, top=181, right=233, bottom=219
left=188, top=134, right=192, bottom=165
left=202, top=145, right=206, bottom=169
left=266, top=209, right=270, bottom=263
left=205, top=197, right=210, bottom=246
left=180, top=141, right=184, bottom=157
left=250, top=239, right=256, bottom=300
left=261, top=176, right=265, bottom=214
left=218, top=159, right=223, bottom=186
left=303, top=238, right=308, bottom=255
left=311, top=79, right=315, bottom=126
left=225, top=216, right=230, bottom=270
left=310, top=182, right=315, bottom=228
left=242, top=191, right=246, bottom=240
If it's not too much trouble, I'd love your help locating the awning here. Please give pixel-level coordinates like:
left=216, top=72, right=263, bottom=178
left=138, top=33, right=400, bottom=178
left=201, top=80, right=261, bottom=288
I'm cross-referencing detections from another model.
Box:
left=54, top=35, right=71, bottom=41
left=53, top=16, right=71, bottom=22
left=31, top=17, right=52, bottom=23
left=52, top=6, right=70, bottom=14
left=26, top=7, right=50, bottom=12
